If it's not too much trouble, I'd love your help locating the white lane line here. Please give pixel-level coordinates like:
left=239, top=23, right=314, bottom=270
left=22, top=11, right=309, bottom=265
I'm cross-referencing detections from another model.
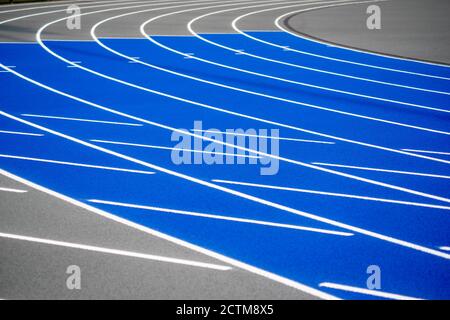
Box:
left=312, top=162, right=450, bottom=179
left=0, top=154, right=156, bottom=175
left=201, top=0, right=450, bottom=96
left=88, top=199, right=354, bottom=236
left=68, top=61, right=82, bottom=67
left=401, top=149, right=450, bottom=156
left=152, top=1, right=450, bottom=114
left=439, top=246, right=450, bottom=251
left=212, top=179, right=450, bottom=210
left=0, top=0, right=135, bottom=13
left=91, top=139, right=261, bottom=158
left=0, top=232, right=231, bottom=271
left=1, top=112, right=448, bottom=261
left=135, top=8, right=450, bottom=136
left=0, top=130, right=44, bottom=136
left=319, top=282, right=423, bottom=300
left=0, top=187, right=28, bottom=193
left=21, top=114, right=143, bottom=126
left=191, top=129, right=335, bottom=144
left=0, top=169, right=338, bottom=300
left=273, top=3, right=450, bottom=79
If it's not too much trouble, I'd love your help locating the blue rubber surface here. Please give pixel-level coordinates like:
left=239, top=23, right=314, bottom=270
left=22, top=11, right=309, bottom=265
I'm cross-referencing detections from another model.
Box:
left=0, top=31, right=449, bottom=299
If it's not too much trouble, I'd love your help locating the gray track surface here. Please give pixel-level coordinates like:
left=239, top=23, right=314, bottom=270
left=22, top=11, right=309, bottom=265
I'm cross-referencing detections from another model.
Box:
left=0, top=0, right=448, bottom=300
left=286, top=0, right=450, bottom=64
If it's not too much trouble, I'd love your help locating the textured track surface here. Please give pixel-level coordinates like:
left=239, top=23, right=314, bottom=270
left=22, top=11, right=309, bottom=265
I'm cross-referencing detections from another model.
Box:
left=0, top=0, right=449, bottom=300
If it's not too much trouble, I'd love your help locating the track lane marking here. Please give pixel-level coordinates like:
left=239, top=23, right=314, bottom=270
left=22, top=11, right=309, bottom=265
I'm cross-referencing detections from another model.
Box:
left=212, top=179, right=450, bottom=210
left=319, top=282, right=423, bottom=300
left=0, top=231, right=232, bottom=270
left=191, top=129, right=335, bottom=144
left=401, top=149, right=450, bottom=156
left=0, top=130, right=43, bottom=136
left=21, top=114, right=143, bottom=126
left=0, top=154, right=156, bottom=175
left=312, top=162, right=450, bottom=179
left=87, top=199, right=354, bottom=236
left=91, top=139, right=261, bottom=158
left=0, top=187, right=28, bottom=193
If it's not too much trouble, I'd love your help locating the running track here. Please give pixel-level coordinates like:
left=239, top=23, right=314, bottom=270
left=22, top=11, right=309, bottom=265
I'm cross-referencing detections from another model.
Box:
left=0, top=0, right=449, bottom=299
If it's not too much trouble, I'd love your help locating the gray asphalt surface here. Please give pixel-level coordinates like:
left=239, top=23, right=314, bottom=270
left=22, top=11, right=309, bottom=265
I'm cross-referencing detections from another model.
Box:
left=0, top=0, right=448, bottom=300
left=286, top=0, right=450, bottom=64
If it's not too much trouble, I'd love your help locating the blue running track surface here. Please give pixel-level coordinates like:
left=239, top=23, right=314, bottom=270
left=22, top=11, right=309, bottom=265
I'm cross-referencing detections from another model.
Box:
left=0, top=31, right=449, bottom=300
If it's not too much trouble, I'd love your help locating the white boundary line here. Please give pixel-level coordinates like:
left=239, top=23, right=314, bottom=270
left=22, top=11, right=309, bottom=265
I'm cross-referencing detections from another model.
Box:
left=319, top=282, right=423, bottom=300
left=0, top=153, right=156, bottom=175
left=87, top=199, right=354, bottom=236
left=312, top=162, right=450, bottom=179
left=402, top=149, right=450, bottom=156
left=212, top=178, right=450, bottom=210
left=0, top=186, right=28, bottom=193
left=0, top=168, right=338, bottom=299
left=191, top=129, right=335, bottom=144
left=0, top=231, right=232, bottom=270
left=0, top=129, right=43, bottom=136
left=21, top=113, right=143, bottom=126
left=0, top=0, right=134, bottom=12
left=91, top=139, right=261, bottom=158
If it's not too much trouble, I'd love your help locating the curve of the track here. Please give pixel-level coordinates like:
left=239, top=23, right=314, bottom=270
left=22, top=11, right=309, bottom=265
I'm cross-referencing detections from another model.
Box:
left=0, top=0, right=449, bottom=299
